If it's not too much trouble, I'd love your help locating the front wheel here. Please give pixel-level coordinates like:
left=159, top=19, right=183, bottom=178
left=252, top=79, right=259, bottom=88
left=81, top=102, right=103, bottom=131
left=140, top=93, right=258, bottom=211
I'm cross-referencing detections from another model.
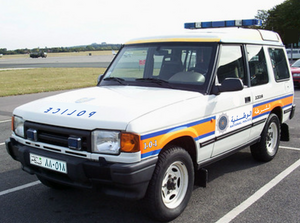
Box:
left=146, top=146, right=194, bottom=222
left=250, top=113, right=280, bottom=162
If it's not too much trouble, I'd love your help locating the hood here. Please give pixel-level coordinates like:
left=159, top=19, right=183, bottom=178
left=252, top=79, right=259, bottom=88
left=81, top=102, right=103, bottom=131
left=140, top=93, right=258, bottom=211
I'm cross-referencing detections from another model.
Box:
left=14, top=86, right=200, bottom=130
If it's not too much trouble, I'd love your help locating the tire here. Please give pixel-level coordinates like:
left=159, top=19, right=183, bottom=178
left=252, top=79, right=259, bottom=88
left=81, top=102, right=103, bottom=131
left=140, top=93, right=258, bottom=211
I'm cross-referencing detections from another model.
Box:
left=146, top=146, right=194, bottom=222
left=37, top=175, right=69, bottom=190
left=250, top=113, right=280, bottom=162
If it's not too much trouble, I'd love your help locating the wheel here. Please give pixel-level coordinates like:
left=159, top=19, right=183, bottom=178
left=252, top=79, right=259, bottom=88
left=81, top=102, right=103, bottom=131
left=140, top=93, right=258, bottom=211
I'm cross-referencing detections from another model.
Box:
left=37, top=175, right=69, bottom=190
left=250, top=113, right=280, bottom=162
left=146, top=146, right=194, bottom=222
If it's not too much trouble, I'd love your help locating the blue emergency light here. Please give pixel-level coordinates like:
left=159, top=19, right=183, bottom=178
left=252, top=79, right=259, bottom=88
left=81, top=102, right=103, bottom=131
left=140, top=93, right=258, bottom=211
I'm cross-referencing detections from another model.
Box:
left=184, top=19, right=262, bottom=29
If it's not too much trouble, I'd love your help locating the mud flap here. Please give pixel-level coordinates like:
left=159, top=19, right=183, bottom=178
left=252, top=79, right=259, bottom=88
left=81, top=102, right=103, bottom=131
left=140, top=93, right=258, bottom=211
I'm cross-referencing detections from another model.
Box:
left=280, top=123, right=290, bottom=141
left=195, top=168, right=208, bottom=188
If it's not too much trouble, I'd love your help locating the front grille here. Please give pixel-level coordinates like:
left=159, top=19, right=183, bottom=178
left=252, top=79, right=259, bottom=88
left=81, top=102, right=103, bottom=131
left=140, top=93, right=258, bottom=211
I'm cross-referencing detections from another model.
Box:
left=24, top=121, right=91, bottom=151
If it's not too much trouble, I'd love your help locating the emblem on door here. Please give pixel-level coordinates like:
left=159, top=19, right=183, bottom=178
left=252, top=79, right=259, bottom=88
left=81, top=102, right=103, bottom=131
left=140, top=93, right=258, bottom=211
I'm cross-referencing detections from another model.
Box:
left=217, top=113, right=229, bottom=133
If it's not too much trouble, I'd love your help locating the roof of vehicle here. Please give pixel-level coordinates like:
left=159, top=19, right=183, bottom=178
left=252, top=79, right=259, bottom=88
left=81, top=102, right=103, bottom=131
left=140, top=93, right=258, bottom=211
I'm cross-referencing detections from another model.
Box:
left=125, top=28, right=283, bottom=46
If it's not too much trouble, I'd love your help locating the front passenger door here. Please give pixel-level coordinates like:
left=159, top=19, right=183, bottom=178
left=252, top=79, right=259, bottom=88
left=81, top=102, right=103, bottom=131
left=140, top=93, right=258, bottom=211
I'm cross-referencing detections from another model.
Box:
left=211, top=45, right=253, bottom=157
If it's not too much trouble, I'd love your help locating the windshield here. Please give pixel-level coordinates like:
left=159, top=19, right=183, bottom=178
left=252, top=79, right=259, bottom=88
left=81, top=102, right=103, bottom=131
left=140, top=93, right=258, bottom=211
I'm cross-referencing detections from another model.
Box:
left=100, top=42, right=217, bottom=92
left=292, top=59, right=300, bottom=68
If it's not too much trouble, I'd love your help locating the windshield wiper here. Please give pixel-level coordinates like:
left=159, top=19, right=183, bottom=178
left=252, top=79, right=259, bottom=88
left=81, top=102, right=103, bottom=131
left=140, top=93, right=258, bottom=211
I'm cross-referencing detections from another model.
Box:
left=136, top=78, right=169, bottom=85
left=103, top=77, right=125, bottom=84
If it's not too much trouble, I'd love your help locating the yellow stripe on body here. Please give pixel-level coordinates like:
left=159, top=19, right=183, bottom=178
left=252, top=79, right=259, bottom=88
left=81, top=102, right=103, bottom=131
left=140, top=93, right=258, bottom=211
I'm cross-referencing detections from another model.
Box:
left=140, top=117, right=215, bottom=159
left=253, top=94, right=293, bottom=119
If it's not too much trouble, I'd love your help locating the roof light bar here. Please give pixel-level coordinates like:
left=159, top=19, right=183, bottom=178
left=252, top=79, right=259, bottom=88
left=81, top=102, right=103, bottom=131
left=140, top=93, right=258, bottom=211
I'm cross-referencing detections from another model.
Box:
left=184, top=19, right=262, bottom=29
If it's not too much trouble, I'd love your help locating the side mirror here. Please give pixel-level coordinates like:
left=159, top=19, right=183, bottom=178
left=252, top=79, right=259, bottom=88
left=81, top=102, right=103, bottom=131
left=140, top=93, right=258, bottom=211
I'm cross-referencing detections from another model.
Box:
left=212, top=78, right=243, bottom=95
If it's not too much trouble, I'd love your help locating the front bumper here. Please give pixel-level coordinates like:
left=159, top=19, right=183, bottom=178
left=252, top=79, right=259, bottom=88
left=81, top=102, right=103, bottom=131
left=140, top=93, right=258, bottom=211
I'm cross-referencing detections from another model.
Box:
left=6, top=137, right=157, bottom=200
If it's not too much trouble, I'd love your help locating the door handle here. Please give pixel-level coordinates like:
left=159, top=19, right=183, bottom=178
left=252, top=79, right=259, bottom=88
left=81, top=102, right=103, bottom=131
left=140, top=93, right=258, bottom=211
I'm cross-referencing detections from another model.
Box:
left=245, top=96, right=251, bottom=103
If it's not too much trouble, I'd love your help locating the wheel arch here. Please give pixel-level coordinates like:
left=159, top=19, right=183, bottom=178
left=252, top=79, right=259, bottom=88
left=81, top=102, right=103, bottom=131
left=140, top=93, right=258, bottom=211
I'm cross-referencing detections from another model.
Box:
left=271, top=106, right=283, bottom=123
left=160, top=136, right=197, bottom=169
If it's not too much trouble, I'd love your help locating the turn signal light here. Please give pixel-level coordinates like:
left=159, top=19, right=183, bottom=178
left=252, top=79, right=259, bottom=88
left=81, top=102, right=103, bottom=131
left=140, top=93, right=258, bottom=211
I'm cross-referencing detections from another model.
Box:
left=121, top=133, right=140, bottom=153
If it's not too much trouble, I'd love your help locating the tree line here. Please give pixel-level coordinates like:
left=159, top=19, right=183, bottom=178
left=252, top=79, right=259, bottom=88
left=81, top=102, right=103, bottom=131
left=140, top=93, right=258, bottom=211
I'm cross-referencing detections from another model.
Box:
left=0, top=43, right=122, bottom=55
left=256, top=0, right=300, bottom=47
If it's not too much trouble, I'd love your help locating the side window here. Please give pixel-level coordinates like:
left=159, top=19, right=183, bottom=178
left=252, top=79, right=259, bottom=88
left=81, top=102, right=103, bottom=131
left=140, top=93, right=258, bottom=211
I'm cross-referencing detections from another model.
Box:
left=246, top=45, right=268, bottom=86
left=217, top=45, right=247, bottom=85
left=268, top=48, right=290, bottom=81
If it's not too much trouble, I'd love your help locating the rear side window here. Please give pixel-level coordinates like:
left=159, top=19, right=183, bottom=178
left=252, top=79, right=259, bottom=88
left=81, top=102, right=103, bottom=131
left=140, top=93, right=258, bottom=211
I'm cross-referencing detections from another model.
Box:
left=268, top=48, right=290, bottom=81
left=246, top=45, right=268, bottom=86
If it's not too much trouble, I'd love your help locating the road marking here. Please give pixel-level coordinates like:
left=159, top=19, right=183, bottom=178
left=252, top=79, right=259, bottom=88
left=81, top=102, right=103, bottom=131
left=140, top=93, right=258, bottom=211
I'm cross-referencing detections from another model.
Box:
left=0, top=119, right=11, bottom=123
left=0, top=181, right=41, bottom=197
left=216, top=158, right=300, bottom=223
left=280, top=146, right=300, bottom=151
left=0, top=142, right=4, bottom=146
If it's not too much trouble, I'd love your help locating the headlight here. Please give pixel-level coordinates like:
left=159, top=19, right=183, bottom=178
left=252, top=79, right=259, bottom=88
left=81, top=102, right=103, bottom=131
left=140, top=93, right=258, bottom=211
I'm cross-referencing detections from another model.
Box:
left=91, top=130, right=141, bottom=155
left=92, top=130, right=121, bottom=154
left=13, top=116, right=25, bottom=138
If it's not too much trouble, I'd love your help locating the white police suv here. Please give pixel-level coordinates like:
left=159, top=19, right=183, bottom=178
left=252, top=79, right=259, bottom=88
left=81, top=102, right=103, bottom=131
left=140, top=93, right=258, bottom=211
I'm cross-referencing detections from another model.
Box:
left=6, top=19, right=295, bottom=221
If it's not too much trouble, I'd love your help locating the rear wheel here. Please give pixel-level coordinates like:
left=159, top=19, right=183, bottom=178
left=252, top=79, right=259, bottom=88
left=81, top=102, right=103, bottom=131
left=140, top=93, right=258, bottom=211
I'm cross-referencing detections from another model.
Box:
left=251, top=113, right=280, bottom=162
left=146, top=146, right=194, bottom=222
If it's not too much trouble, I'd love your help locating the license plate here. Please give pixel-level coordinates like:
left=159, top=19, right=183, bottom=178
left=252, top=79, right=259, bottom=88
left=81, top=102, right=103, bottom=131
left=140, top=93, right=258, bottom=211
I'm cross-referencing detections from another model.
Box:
left=293, top=73, right=300, bottom=77
left=30, top=153, right=67, bottom=174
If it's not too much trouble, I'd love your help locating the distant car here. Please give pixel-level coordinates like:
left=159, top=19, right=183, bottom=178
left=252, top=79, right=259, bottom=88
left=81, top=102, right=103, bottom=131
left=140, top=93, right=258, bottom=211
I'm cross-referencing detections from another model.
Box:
left=291, top=59, right=300, bottom=86
left=30, top=51, right=47, bottom=58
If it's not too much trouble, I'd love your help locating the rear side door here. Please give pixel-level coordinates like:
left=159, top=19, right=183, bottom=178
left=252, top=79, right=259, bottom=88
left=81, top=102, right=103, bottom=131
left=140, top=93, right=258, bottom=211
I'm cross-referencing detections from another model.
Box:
left=250, top=46, right=294, bottom=138
left=246, top=44, right=273, bottom=139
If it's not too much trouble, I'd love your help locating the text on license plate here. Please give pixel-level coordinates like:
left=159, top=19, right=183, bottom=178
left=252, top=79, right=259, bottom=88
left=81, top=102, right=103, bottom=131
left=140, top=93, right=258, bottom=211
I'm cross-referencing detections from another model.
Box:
left=30, top=153, right=67, bottom=174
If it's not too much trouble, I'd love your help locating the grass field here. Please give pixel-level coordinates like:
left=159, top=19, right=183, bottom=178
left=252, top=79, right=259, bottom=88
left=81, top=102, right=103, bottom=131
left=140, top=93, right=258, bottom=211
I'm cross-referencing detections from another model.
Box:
left=0, top=68, right=106, bottom=97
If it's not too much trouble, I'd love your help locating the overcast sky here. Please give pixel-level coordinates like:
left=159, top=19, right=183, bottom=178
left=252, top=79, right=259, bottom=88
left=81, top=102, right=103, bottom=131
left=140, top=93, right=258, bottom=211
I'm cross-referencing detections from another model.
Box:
left=0, top=0, right=286, bottom=50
